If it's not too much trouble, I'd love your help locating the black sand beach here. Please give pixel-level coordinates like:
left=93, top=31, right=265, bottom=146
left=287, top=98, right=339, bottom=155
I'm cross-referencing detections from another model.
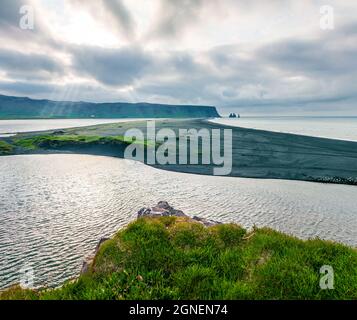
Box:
left=2, top=119, right=357, bottom=185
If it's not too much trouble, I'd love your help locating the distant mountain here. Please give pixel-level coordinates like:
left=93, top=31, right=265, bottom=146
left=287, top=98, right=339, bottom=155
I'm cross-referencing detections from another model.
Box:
left=0, top=94, right=220, bottom=119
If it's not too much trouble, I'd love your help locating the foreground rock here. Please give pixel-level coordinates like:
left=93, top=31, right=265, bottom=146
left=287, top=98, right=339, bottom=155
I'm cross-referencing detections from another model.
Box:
left=137, top=201, right=222, bottom=227
left=137, top=201, right=187, bottom=218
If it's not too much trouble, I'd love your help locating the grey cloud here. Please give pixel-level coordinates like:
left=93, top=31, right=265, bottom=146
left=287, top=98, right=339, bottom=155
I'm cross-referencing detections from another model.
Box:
left=150, top=0, right=208, bottom=39
left=0, top=0, right=64, bottom=51
left=71, top=46, right=152, bottom=86
left=0, top=49, right=63, bottom=74
left=0, top=0, right=29, bottom=28
left=338, top=22, right=357, bottom=36
left=0, top=0, right=38, bottom=42
left=161, top=51, right=209, bottom=76
left=138, top=80, right=212, bottom=103
left=69, top=0, right=136, bottom=40
left=137, top=29, right=357, bottom=110
left=149, top=0, right=288, bottom=41
left=257, top=22, right=357, bottom=77
left=69, top=45, right=207, bottom=89
left=259, top=38, right=357, bottom=76
left=0, top=1, right=18, bottom=26
left=102, top=0, right=136, bottom=39
left=0, top=81, right=56, bottom=95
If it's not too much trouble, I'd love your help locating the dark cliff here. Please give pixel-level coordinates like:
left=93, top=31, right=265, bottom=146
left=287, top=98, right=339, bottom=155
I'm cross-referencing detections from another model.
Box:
left=0, top=94, right=220, bottom=119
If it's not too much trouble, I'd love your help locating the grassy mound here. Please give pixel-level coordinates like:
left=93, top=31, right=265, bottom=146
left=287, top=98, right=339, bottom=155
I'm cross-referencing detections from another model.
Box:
left=1, top=216, right=357, bottom=300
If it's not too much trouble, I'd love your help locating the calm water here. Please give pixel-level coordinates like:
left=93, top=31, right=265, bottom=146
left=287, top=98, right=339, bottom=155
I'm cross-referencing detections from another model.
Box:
left=1, top=154, right=357, bottom=289
left=0, top=119, right=154, bottom=137
left=210, top=117, right=357, bottom=142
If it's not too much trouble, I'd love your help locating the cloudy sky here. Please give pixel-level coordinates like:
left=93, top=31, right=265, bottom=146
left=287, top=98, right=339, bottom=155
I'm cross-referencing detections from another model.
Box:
left=0, top=0, right=356, bottom=115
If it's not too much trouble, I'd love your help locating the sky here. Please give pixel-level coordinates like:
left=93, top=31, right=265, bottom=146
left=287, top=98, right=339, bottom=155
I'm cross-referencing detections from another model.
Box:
left=0, top=0, right=356, bottom=115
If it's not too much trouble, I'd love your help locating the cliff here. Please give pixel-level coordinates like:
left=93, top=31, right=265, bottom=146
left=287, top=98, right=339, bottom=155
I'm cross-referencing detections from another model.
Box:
left=0, top=94, right=220, bottom=119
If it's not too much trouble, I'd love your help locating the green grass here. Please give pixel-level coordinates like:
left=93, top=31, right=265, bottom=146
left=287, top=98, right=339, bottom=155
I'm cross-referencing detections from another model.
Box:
left=1, top=216, right=357, bottom=300
left=0, top=140, right=14, bottom=155
left=12, top=134, right=154, bottom=151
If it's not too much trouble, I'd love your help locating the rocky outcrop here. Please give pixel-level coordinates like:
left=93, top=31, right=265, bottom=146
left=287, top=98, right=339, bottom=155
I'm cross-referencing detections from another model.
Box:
left=137, top=201, right=187, bottom=218
left=137, top=201, right=222, bottom=227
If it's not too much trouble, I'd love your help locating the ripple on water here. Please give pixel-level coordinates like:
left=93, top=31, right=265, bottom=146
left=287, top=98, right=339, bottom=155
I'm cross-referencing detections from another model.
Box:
left=1, top=154, right=357, bottom=289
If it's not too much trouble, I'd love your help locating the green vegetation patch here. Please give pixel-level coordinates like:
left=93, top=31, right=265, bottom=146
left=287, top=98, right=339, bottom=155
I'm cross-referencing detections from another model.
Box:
left=0, top=140, right=14, bottom=155
left=1, top=217, right=357, bottom=300
left=13, top=134, right=153, bottom=151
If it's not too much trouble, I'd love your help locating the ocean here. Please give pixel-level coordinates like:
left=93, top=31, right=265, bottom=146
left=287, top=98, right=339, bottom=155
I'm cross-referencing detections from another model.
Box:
left=210, top=116, right=357, bottom=142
